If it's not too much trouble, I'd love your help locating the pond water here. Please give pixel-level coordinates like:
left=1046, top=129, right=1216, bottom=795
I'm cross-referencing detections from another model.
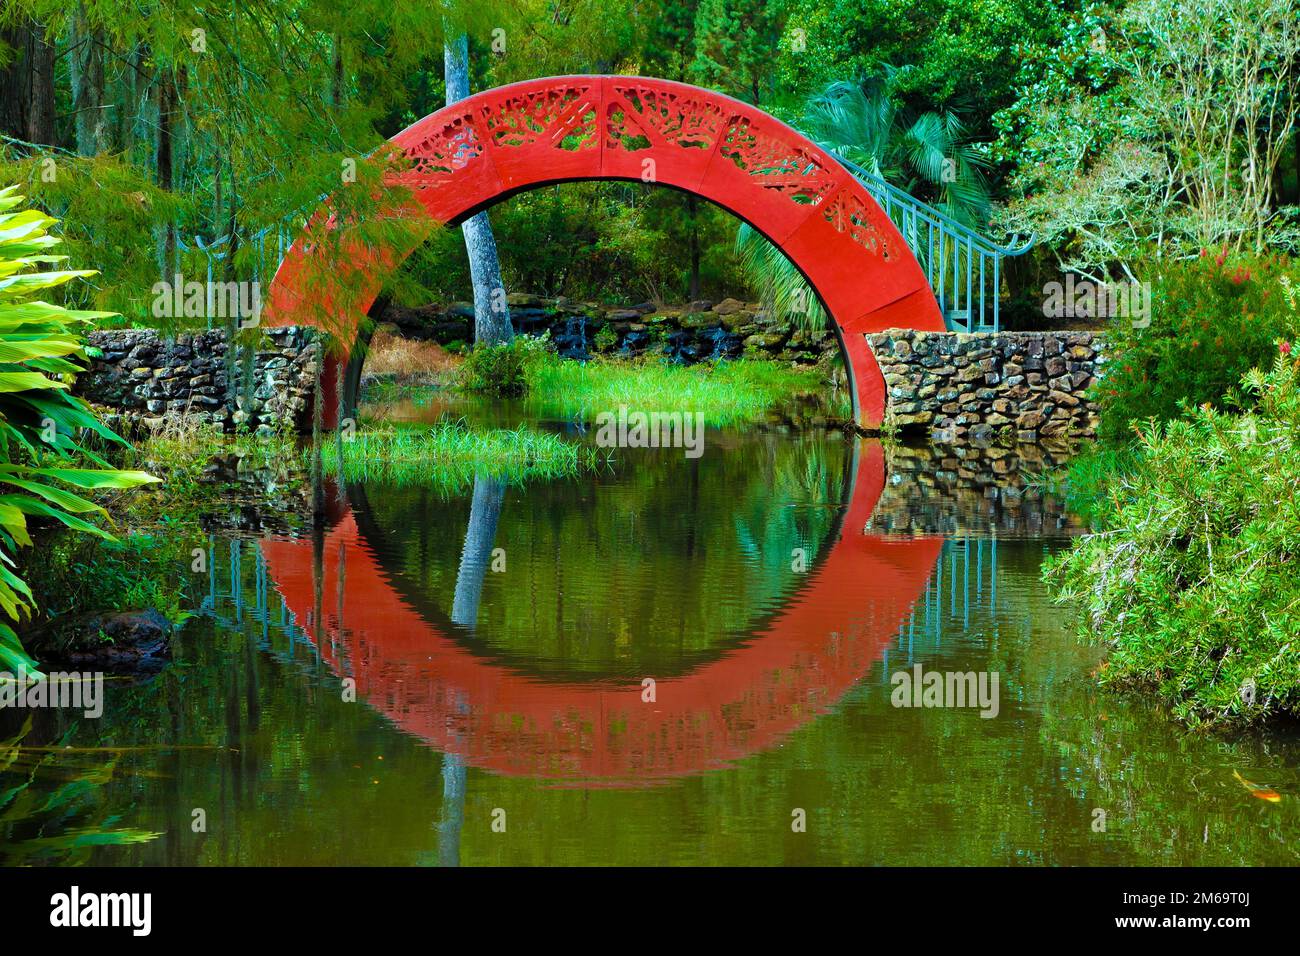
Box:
left=4, top=408, right=1299, bottom=866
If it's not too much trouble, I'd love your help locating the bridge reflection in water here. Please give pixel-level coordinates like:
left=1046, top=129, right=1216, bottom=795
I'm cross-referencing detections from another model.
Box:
left=197, top=444, right=1031, bottom=789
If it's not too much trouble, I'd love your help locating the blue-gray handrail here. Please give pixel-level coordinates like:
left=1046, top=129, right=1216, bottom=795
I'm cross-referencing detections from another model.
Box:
left=826, top=152, right=1033, bottom=333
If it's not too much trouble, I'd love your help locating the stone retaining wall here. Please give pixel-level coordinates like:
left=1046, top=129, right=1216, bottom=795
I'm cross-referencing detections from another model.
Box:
left=76, top=326, right=320, bottom=434
left=380, top=294, right=840, bottom=367
left=72, top=316, right=1104, bottom=445
left=866, top=330, right=1104, bottom=443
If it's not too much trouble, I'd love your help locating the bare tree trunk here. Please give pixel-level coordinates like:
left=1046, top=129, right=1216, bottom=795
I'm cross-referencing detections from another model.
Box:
left=311, top=349, right=325, bottom=517
left=69, top=5, right=108, bottom=156
left=332, top=32, right=347, bottom=468
left=25, top=21, right=56, bottom=146
left=687, top=195, right=701, bottom=300
left=331, top=34, right=344, bottom=107
left=155, top=69, right=176, bottom=282
left=0, top=23, right=25, bottom=139
left=222, top=213, right=241, bottom=415
left=444, top=34, right=513, bottom=347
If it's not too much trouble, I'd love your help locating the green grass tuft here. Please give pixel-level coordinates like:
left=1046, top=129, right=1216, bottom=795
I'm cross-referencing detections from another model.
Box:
left=525, top=354, right=828, bottom=426
left=316, top=418, right=605, bottom=491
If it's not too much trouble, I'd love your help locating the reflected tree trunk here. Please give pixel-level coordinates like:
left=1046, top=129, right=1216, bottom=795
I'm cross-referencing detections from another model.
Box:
left=450, top=475, right=506, bottom=628
left=439, top=473, right=506, bottom=865
left=438, top=753, right=466, bottom=867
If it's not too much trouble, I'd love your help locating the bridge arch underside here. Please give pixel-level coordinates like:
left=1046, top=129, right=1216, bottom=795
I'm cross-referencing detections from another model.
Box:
left=264, top=75, right=946, bottom=428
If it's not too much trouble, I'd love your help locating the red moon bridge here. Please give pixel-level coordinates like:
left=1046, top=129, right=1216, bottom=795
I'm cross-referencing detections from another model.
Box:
left=263, top=76, right=947, bottom=429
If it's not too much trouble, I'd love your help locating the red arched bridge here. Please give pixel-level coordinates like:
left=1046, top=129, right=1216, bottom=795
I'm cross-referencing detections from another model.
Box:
left=258, top=444, right=943, bottom=781
left=262, top=75, right=975, bottom=429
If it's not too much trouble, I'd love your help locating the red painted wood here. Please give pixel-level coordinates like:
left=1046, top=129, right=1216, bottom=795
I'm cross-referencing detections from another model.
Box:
left=263, top=76, right=947, bottom=428
left=260, top=443, right=942, bottom=781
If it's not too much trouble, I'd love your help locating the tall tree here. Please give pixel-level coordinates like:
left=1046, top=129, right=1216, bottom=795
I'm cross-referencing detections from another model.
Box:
left=691, top=0, right=783, bottom=105
left=68, top=3, right=108, bottom=156
left=0, top=17, right=56, bottom=145
left=444, top=33, right=513, bottom=346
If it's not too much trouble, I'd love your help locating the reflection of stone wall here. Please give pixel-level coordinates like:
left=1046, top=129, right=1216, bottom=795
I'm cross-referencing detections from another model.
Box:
left=76, top=327, right=320, bottom=434
left=867, top=330, right=1103, bottom=443
left=869, top=442, right=1089, bottom=538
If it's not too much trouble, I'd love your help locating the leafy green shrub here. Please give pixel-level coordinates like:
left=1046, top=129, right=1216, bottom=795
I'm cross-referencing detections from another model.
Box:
left=23, top=525, right=195, bottom=636
left=1046, top=345, right=1300, bottom=727
left=1096, top=253, right=1299, bottom=440
left=457, top=333, right=550, bottom=395
left=0, top=186, right=158, bottom=674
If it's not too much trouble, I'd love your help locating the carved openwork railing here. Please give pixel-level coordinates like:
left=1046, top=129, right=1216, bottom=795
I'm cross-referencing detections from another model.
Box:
left=827, top=153, right=1033, bottom=333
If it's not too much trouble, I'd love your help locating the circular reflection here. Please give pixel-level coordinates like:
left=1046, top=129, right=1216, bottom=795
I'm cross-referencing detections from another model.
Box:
left=261, top=441, right=942, bottom=781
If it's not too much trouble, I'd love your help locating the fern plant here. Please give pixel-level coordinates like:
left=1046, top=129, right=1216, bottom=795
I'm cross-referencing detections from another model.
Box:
left=0, top=185, right=158, bottom=675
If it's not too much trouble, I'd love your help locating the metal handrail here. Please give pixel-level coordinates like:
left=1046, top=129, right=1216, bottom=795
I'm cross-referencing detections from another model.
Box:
left=825, top=151, right=1033, bottom=333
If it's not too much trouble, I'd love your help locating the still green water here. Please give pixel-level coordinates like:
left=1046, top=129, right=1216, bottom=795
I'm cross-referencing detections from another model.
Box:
left=3, top=423, right=1298, bottom=866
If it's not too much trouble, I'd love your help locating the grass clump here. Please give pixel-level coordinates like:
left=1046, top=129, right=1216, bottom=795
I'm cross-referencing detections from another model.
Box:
left=1045, top=350, right=1300, bottom=728
left=316, top=418, right=603, bottom=490
left=526, top=353, right=825, bottom=426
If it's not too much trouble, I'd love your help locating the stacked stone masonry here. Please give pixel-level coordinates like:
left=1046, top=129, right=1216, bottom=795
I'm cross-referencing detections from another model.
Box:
left=76, top=326, right=321, bottom=434
left=72, top=318, right=1104, bottom=445
left=866, top=330, right=1104, bottom=443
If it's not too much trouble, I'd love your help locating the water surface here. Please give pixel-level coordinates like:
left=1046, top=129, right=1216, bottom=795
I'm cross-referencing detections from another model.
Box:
left=4, top=422, right=1298, bottom=866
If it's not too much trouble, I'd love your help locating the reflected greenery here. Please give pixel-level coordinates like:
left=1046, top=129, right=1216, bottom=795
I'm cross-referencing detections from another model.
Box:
left=0, top=717, right=160, bottom=865
left=355, top=433, right=852, bottom=677
left=6, top=431, right=1297, bottom=866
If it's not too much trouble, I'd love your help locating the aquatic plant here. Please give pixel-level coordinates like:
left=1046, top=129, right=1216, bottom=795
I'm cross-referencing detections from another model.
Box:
left=0, top=717, right=160, bottom=865
left=315, top=418, right=604, bottom=492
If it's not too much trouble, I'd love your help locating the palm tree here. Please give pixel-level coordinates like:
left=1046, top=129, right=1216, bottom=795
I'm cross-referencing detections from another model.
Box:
left=805, top=70, right=991, bottom=226
left=737, top=68, right=991, bottom=331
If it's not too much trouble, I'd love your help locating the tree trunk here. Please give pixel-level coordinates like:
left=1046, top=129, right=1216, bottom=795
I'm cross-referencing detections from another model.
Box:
left=438, top=754, right=466, bottom=867
left=331, top=35, right=344, bottom=107
left=25, top=21, right=56, bottom=146
left=332, top=33, right=347, bottom=469
left=1, top=19, right=57, bottom=145
left=687, top=195, right=701, bottom=300
left=311, top=350, right=325, bottom=517
left=155, top=69, right=176, bottom=282
left=439, top=469, right=506, bottom=867
left=444, top=34, right=513, bottom=346
left=69, top=5, right=108, bottom=156
left=0, top=23, right=26, bottom=139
